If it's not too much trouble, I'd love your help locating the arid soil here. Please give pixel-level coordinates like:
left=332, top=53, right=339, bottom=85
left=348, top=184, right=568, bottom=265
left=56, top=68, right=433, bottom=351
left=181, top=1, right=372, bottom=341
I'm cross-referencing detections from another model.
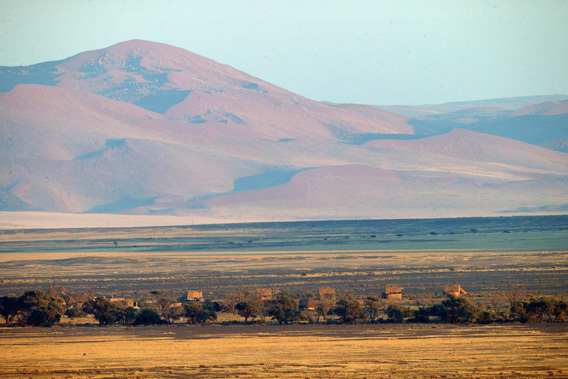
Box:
left=1, top=217, right=567, bottom=298
left=1, top=250, right=567, bottom=300
left=1, top=324, right=567, bottom=378
left=1, top=217, right=567, bottom=378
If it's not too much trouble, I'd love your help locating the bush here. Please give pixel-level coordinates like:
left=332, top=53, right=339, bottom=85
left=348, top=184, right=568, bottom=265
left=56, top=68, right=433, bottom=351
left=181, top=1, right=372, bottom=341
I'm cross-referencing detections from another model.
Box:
left=164, top=305, right=184, bottom=323
left=430, top=295, right=481, bottom=324
left=235, top=301, right=260, bottom=323
left=409, top=307, right=430, bottom=323
left=85, top=297, right=126, bottom=326
left=134, top=308, right=162, bottom=325
left=363, top=296, right=382, bottom=323
left=478, top=310, right=493, bottom=324
left=65, top=307, right=86, bottom=318
left=124, top=307, right=139, bottom=325
left=268, top=292, right=299, bottom=325
left=0, top=295, right=23, bottom=326
left=510, top=297, right=568, bottom=323
left=334, top=294, right=365, bottom=323
left=184, top=300, right=217, bottom=324
left=386, top=304, right=411, bottom=323
left=20, top=290, right=65, bottom=327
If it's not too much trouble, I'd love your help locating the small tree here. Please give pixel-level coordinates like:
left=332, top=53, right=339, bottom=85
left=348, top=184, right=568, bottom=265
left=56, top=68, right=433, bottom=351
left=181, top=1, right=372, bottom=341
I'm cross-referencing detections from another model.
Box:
left=526, top=299, right=549, bottom=323
left=316, top=296, right=336, bottom=323
left=164, top=305, right=185, bottom=323
left=550, top=298, right=568, bottom=323
left=431, top=295, right=481, bottom=324
left=504, top=284, right=526, bottom=310
left=334, top=294, right=364, bottom=324
left=184, top=301, right=217, bottom=325
left=65, top=307, right=86, bottom=319
left=124, top=307, right=139, bottom=325
left=20, top=290, right=65, bottom=327
left=509, top=301, right=529, bottom=323
left=0, top=295, right=23, bottom=326
left=156, top=295, right=174, bottom=314
left=256, top=298, right=270, bottom=324
left=410, top=307, right=431, bottom=323
left=223, top=291, right=242, bottom=314
left=386, top=304, right=410, bottom=323
left=85, top=297, right=125, bottom=326
left=485, top=291, right=510, bottom=321
left=268, top=292, right=299, bottom=325
left=202, top=300, right=218, bottom=324
left=363, top=296, right=382, bottom=323
left=184, top=302, right=204, bottom=324
left=134, top=308, right=162, bottom=325
left=235, top=301, right=260, bottom=323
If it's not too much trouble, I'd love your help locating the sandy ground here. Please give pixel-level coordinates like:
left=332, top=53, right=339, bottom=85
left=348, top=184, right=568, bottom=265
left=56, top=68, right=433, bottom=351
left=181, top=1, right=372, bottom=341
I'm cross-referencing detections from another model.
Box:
left=0, top=323, right=566, bottom=378
left=0, top=211, right=229, bottom=230
left=1, top=248, right=566, bottom=298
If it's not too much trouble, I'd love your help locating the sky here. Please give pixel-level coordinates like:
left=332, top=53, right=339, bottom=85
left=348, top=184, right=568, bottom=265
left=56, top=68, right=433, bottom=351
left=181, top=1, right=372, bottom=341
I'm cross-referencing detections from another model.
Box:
left=1, top=0, right=567, bottom=105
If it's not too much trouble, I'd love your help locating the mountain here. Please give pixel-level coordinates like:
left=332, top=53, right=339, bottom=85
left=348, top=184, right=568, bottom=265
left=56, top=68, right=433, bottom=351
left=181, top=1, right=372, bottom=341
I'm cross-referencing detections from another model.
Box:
left=1, top=40, right=567, bottom=223
left=378, top=97, right=568, bottom=153
left=378, top=95, right=568, bottom=118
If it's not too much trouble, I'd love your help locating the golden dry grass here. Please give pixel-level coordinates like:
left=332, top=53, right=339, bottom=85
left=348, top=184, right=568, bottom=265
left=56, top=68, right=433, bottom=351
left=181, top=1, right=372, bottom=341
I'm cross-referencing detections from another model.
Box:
left=1, top=324, right=567, bottom=378
left=2, top=249, right=566, bottom=299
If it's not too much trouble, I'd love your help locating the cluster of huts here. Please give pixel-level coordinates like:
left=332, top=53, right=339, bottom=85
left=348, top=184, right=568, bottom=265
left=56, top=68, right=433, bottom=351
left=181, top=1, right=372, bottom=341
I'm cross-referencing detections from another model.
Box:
left=48, top=283, right=468, bottom=312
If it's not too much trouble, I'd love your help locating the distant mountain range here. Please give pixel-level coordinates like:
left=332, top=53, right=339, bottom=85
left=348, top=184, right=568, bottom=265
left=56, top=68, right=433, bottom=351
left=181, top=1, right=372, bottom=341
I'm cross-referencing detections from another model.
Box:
left=1, top=40, right=567, bottom=222
left=379, top=96, right=568, bottom=153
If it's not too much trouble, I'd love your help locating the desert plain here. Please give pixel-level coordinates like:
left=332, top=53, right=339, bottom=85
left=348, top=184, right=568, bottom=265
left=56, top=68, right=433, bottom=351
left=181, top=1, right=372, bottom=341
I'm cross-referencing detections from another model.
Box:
left=1, top=323, right=567, bottom=378
left=0, top=216, right=567, bottom=378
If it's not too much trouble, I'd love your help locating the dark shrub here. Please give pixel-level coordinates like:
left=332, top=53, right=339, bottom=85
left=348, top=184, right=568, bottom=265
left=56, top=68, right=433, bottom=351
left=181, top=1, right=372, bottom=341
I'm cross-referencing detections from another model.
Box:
left=268, top=292, right=299, bottom=325
left=184, top=300, right=217, bottom=325
left=134, top=308, right=162, bottom=325
left=85, top=297, right=125, bottom=326
left=334, top=294, right=365, bottom=324
left=386, top=304, right=411, bottom=323
left=65, top=307, right=86, bottom=318
left=20, top=290, right=65, bottom=327
left=431, top=295, right=481, bottom=324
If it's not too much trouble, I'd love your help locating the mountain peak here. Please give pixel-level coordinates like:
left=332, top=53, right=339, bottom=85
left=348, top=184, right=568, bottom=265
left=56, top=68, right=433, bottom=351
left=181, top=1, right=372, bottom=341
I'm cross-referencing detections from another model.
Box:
left=2, top=41, right=567, bottom=220
left=80, top=39, right=216, bottom=69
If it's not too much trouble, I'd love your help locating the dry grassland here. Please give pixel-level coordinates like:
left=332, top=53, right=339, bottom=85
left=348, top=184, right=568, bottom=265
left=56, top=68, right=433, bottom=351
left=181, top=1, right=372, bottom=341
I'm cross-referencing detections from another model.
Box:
left=1, top=324, right=567, bottom=378
left=1, top=217, right=566, bottom=297
left=1, top=218, right=567, bottom=378
left=1, top=250, right=566, bottom=297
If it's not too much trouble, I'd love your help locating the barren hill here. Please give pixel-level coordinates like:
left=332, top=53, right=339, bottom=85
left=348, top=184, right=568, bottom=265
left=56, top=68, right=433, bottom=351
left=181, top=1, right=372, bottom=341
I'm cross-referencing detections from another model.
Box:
left=1, top=40, right=567, bottom=222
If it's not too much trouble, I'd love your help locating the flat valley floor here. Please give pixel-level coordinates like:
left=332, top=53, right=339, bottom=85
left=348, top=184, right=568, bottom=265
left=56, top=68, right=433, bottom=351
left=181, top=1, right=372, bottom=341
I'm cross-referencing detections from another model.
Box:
left=0, top=216, right=567, bottom=378
left=1, top=217, right=567, bottom=297
left=1, top=324, right=567, bottom=378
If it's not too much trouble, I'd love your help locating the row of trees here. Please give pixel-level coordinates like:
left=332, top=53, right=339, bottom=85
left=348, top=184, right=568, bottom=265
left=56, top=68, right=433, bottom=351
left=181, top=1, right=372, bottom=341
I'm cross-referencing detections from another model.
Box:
left=0, top=291, right=65, bottom=327
left=0, top=291, right=218, bottom=327
left=231, top=293, right=568, bottom=325
left=1, top=290, right=567, bottom=327
left=82, top=293, right=302, bottom=326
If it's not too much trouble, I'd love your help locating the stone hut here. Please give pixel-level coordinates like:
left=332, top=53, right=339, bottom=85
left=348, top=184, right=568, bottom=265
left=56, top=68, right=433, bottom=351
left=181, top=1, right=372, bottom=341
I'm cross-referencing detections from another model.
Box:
left=297, top=298, right=317, bottom=311
left=443, top=284, right=467, bottom=297
left=382, top=285, right=403, bottom=300
left=256, top=288, right=274, bottom=301
left=109, top=297, right=136, bottom=308
left=186, top=290, right=204, bottom=302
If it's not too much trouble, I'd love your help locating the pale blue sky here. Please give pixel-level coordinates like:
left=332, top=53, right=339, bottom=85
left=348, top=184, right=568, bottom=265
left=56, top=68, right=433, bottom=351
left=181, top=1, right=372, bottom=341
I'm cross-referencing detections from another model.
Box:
left=1, top=0, right=567, bottom=105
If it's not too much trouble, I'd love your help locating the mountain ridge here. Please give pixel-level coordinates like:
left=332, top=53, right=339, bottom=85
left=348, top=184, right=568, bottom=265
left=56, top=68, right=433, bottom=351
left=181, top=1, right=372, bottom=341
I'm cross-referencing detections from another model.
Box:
left=1, top=40, right=567, bottom=222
